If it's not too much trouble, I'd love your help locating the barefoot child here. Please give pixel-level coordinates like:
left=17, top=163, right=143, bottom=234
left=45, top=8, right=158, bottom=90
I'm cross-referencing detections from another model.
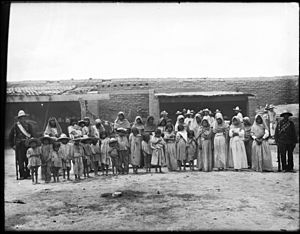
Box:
left=187, top=130, right=197, bottom=171
left=91, top=137, right=101, bottom=176
left=26, top=138, right=42, bottom=184
left=71, top=137, right=84, bottom=181
left=129, top=127, right=142, bottom=174
left=142, top=133, right=152, bottom=173
left=100, top=132, right=111, bottom=176
left=58, top=134, right=72, bottom=180
left=116, top=128, right=130, bottom=174
left=40, top=135, right=53, bottom=183
left=150, top=129, right=166, bottom=173
left=81, top=135, right=93, bottom=178
left=176, top=125, right=188, bottom=171
left=164, top=123, right=178, bottom=171
left=108, top=138, right=120, bottom=175
left=51, top=142, right=62, bottom=182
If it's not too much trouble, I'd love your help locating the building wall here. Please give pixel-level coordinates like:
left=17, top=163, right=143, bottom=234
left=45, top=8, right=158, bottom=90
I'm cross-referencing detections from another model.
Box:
left=91, top=76, right=298, bottom=121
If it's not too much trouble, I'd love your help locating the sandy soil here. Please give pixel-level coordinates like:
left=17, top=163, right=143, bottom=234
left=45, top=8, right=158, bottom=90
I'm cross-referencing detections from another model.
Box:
left=5, top=144, right=299, bottom=231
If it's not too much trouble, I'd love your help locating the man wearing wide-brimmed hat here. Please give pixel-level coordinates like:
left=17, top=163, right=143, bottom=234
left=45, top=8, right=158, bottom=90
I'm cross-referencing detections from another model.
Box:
left=9, top=110, right=34, bottom=180
left=275, top=110, right=297, bottom=172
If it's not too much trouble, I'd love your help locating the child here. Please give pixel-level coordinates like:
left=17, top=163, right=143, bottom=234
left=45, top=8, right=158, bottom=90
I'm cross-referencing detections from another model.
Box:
left=142, top=133, right=152, bottom=173
left=57, top=134, right=72, bottom=180
left=176, top=124, right=187, bottom=171
left=129, top=127, right=142, bottom=174
left=243, top=117, right=253, bottom=169
left=40, top=135, right=53, bottom=183
left=228, top=116, right=248, bottom=171
left=164, top=123, right=178, bottom=171
left=26, top=138, right=42, bottom=184
left=71, top=137, right=84, bottom=181
left=199, top=117, right=213, bottom=172
left=187, top=130, right=197, bottom=171
left=108, top=138, right=120, bottom=175
left=91, top=137, right=101, bottom=176
left=150, top=129, right=166, bottom=173
left=100, top=131, right=111, bottom=176
left=51, top=142, right=62, bottom=182
left=116, top=128, right=130, bottom=174
left=81, top=135, right=93, bottom=178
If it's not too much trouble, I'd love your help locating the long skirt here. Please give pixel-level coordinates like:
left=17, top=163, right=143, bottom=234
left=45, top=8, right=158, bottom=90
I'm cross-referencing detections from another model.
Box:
left=251, top=140, right=273, bottom=172
left=151, top=148, right=166, bottom=166
left=73, top=157, right=83, bottom=176
left=229, top=136, right=248, bottom=169
left=196, top=138, right=202, bottom=170
left=176, top=138, right=187, bottom=162
left=201, top=139, right=212, bottom=172
left=165, top=142, right=178, bottom=171
left=213, top=133, right=227, bottom=169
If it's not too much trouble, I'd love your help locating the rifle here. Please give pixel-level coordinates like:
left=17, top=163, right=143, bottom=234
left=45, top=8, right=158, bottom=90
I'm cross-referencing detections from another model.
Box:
left=13, top=121, right=19, bottom=180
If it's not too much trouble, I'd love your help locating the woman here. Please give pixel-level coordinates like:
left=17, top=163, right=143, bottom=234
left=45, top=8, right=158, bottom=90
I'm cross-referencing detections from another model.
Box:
left=175, top=115, right=187, bottom=132
left=213, top=112, right=229, bottom=170
left=243, top=117, right=253, bottom=169
left=251, top=114, right=273, bottom=172
left=144, top=116, right=157, bottom=134
left=132, top=116, right=145, bottom=135
left=44, top=117, right=62, bottom=140
left=190, top=113, right=203, bottom=170
left=199, top=116, right=213, bottom=172
left=157, top=117, right=167, bottom=134
left=114, top=111, right=130, bottom=131
left=228, top=116, right=248, bottom=171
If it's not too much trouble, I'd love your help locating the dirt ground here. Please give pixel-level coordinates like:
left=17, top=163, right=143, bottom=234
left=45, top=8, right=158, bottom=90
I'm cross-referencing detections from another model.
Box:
left=5, top=144, right=299, bottom=231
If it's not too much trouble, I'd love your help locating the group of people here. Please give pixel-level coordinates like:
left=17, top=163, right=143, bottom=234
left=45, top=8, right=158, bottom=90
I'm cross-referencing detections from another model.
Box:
left=8, top=104, right=297, bottom=184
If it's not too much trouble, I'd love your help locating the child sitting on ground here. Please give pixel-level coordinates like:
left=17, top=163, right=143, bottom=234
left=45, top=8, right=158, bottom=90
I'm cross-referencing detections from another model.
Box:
left=26, top=138, right=42, bottom=184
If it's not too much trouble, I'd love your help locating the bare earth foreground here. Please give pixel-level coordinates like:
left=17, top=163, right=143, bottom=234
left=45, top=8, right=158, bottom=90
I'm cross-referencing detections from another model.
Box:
left=5, top=145, right=299, bottom=231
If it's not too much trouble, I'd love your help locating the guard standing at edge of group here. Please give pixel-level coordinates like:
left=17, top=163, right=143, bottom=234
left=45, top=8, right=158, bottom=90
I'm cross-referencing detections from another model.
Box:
left=9, top=110, right=34, bottom=180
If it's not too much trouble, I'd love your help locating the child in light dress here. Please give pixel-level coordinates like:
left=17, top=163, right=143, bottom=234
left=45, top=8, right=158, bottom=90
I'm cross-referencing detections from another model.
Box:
left=142, top=133, right=152, bottom=173
left=187, top=130, right=197, bottom=171
left=100, top=131, right=111, bottom=176
left=150, top=129, right=166, bottom=173
left=26, top=138, right=42, bottom=184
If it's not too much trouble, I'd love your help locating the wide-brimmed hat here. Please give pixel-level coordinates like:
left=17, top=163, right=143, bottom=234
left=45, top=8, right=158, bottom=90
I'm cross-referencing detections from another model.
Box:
left=117, top=127, right=127, bottom=133
left=280, top=110, right=293, bottom=117
left=160, top=110, right=168, bottom=116
left=78, top=120, right=86, bottom=125
left=17, top=110, right=29, bottom=118
left=73, top=136, right=82, bottom=142
left=81, top=135, right=91, bottom=143
left=28, top=137, right=39, bottom=145
left=175, top=110, right=182, bottom=115
left=266, top=104, right=275, bottom=110
left=233, top=106, right=242, bottom=111
left=203, top=108, right=210, bottom=112
left=57, top=133, right=70, bottom=142
left=186, top=109, right=192, bottom=115
left=109, top=138, right=118, bottom=144
left=39, top=135, right=54, bottom=143
left=95, top=119, right=102, bottom=124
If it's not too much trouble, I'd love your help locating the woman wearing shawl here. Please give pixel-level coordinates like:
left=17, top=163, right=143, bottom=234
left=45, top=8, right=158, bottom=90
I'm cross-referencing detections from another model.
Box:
left=251, top=114, right=273, bottom=172
left=157, top=117, right=167, bottom=134
left=190, top=113, right=203, bottom=170
left=176, top=124, right=188, bottom=170
left=175, top=115, right=187, bottom=132
left=213, top=112, right=229, bottom=170
left=132, top=116, right=145, bottom=135
left=114, top=112, right=131, bottom=131
left=199, top=116, right=213, bottom=172
left=228, top=116, right=248, bottom=171
left=164, top=123, right=178, bottom=171
left=144, top=116, right=157, bottom=134
left=243, top=117, right=253, bottom=168
left=44, top=117, right=62, bottom=140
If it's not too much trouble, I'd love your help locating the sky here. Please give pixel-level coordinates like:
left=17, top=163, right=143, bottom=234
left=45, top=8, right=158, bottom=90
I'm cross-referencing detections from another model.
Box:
left=7, top=2, right=299, bottom=81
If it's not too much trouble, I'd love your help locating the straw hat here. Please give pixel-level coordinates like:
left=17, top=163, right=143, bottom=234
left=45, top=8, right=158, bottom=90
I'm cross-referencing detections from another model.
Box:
left=160, top=110, right=168, bottom=116
left=280, top=110, right=293, bottom=117
left=17, top=110, right=29, bottom=118
left=175, top=110, right=182, bottom=115
left=233, top=106, right=242, bottom=111
left=39, top=135, right=54, bottom=143
left=81, top=135, right=91, bottom=143
left=95, top=119, right=102, bottom=124
left=109, top=138, right=118, bottom=144
left=117, top=127, right=127, bottom=133
left=57, top=133, right=70, bottom=142
left=186, top=109, right=192, bottom=115
left=203, top=108, right=210, bottom=112
left=28, top=137, right=39, bottom=145
left=78, top=120, right=86, bottom=125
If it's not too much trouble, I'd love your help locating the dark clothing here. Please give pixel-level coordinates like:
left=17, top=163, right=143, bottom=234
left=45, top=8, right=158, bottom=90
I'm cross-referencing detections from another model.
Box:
left=9, top=121, right=33, bottom=179
left=275, top=120, right=297, bottom=145
left=278, top=143, right=295, bottom=171
left=119, top=150, right=129, bottom=174
left=275, top=119, right=297, bottom=171
left=244, top=139, right=253, bottom=168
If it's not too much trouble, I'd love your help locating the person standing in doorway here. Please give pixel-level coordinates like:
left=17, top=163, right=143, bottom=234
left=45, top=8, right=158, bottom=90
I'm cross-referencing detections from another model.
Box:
left=9, top=110, right=34, bottom=180
left=275, top=110, right=298, bottom=172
